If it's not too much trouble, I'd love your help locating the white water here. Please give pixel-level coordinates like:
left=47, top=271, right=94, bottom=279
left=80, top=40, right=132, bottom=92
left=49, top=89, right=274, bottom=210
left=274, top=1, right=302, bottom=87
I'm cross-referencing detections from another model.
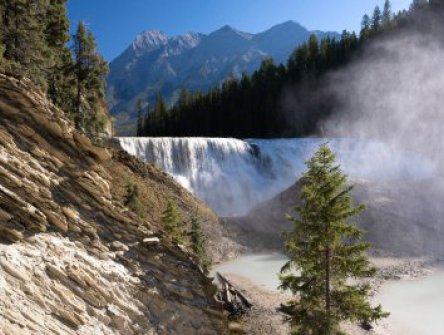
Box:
left=379, top=271, right=444, bottom=335
left=118, top=137, right=435, bottom=216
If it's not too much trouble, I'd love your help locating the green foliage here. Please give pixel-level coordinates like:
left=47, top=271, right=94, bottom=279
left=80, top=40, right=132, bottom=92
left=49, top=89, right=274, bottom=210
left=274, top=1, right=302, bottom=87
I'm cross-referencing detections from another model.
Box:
left=279, top=144, right=388, bottom=334
left=0, top=43, right=5, bottom=66
left=430, top=0, right=444, bottom=9
left=0, top=1, right=109, bottom=138
left=45, top=0, right=74, bottom=113
left=72, top=21, right=109, bottom=134
left=0, top=0, right=50, bottom=88
left=371, top=6, right=382, bottom=31
left=360, top=15, right=371, bottom=40
left=190, top=216, right=211, bottom=270
left=383, top=0, right=392, bottom=26
left=136, top=98, right=143, bottom=136
left=123, top=180, right=143, bottom=217
left=162, top=199, right=184, bottom=244
left=411, top=0, right=428, bottom=10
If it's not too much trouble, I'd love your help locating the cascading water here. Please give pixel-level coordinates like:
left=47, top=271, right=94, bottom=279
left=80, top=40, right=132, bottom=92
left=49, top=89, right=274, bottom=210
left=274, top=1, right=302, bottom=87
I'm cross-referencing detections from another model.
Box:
left=117, top=137, right=435, bottom=216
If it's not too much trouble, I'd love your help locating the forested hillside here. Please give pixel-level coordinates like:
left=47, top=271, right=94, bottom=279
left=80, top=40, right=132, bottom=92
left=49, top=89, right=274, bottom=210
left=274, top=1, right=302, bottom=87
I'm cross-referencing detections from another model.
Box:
left=139, top=0, right=443, bottom=138
left=0, top=0, right=109, bottom=136
left=107, top=21, right=339, bottom=135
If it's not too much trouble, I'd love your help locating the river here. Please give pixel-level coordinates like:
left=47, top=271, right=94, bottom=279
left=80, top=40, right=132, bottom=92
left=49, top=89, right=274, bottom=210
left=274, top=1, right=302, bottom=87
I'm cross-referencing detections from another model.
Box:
left=213, top=254, right=444, bottom=334
left=378, top=270, right=444, bottom=335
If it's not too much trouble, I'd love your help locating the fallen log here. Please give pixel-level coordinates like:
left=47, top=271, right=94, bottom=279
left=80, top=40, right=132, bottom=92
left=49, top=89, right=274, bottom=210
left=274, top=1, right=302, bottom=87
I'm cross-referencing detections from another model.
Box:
left=215, top=272, right=253, bottom=309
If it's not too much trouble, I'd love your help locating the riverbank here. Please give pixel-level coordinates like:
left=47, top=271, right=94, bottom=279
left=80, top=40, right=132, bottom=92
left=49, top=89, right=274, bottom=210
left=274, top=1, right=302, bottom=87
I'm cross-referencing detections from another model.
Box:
left=215, top=256, right=440, bottom=334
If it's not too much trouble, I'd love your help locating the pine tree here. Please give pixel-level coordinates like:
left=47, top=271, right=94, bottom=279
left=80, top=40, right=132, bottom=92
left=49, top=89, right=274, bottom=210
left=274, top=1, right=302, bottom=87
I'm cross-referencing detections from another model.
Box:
left=72, top=21, right=108, bottom=133
left=153, top=94, right=167, bottom=135
left=162, top=199, right=184, bottom=244
left=0, top=43, right=4, bottom=66
left=190, top=215, right=210, bottom=269
left=136, top=98, right=143, bottom=136
left=280, top=144, right=388, bottom=334
left=382, top=0, right=392, bottom=27
left=410, top=0, right=428, bottom=10
left=0, top=0, right=49, bottom=87
left=0, top=1, right=4, bottom=63
left=178, top=88, right=189, bottom=109
left=45, top=0, right=74, bottom=112
left=430, top=0, right=444, bottom=9
left=124, top=180, right=140, bottom=214
left=360, top=15, right=371, bottom=40
left=371, top=6, right=382, bottom=31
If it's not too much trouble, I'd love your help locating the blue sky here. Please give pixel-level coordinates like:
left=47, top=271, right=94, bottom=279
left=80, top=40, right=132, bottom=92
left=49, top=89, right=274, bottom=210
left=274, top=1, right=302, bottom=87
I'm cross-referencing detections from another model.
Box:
left=67, top=0, right=412, bottom=61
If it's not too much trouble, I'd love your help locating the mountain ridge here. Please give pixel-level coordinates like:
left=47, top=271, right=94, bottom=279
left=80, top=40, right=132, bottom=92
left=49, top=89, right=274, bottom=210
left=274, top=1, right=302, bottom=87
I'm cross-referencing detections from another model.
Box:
left=107, top=21, right=340, bottom=135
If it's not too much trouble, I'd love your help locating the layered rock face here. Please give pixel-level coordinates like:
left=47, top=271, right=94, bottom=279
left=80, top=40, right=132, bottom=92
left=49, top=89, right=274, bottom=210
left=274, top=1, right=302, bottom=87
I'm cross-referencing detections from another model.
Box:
left=0, top=75, right=228, bottom=334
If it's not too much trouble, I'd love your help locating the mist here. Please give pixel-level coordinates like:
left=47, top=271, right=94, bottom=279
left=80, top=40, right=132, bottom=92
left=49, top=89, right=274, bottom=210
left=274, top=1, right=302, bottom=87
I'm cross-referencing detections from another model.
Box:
left=308, top=12, right=444, bottom=256
left=323, top=18, right=444, bottom=175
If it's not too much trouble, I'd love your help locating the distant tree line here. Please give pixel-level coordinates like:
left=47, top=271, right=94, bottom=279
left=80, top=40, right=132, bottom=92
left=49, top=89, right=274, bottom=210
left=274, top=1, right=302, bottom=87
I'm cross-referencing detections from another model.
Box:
left=0, top=0, right=109, bottom=136
left=137, top=0, right=444, bottom=138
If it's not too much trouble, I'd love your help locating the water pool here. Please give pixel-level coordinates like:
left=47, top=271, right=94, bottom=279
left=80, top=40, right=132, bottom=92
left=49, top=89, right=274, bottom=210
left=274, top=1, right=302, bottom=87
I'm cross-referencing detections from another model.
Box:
left=212, top=253, right=288, bottom=291
left=378, top=270, right=444, bottom=335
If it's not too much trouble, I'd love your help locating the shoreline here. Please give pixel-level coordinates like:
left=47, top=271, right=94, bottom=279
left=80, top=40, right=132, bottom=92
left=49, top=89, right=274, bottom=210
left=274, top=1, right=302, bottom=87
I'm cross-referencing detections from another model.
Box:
left=215, top=255, right=442, bottom=335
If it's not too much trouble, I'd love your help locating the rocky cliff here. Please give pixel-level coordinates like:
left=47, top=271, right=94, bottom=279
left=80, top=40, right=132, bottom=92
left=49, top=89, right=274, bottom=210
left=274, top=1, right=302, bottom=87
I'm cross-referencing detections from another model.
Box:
left=0, top=74, right=229, bottom=334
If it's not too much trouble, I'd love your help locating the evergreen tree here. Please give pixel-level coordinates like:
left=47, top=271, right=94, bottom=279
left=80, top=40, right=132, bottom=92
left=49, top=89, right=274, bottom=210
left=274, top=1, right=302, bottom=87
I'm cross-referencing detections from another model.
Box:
left=72, top=21, right=108, bottom=133
left=0, top=0, right=49, bottom=87
left=124, top=180, right=140, bottom=213
left=410, top=0, right=428, bottom=10
left=136, top=98, right=143, bottom=136
left=153, top=94, right=167, bottom=135
left=280, top=144, right=388, bottom=334
left=72, top=21, right=89, bottom=129
left=162, top=199, right=184, bottom=244
left=190, top=215, right=210, bottom=269
left=45, top=0, right=74, bottom=112
left=360, top=15, right=371, bottom=40
left=0, top=2, right=4, bottom=66
left=0, top=43, right=4, bottom=66
left=371, top=6, right=382, bottom=31
left=430, top=0, right=444, bottom=9
left=178, top=88, right=189, bottom=109
left=382, top=0, right=392, bottom=26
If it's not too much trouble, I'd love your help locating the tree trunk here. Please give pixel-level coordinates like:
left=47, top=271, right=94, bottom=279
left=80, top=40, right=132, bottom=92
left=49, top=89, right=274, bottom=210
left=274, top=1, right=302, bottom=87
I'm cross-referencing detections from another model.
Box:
left=76, top=43, right=82, bottom=130
left=326, top=245, right=331, bottom=327
left=325, top=220, right=331, bottom=333
left=13, top=2, right=18, bottom=63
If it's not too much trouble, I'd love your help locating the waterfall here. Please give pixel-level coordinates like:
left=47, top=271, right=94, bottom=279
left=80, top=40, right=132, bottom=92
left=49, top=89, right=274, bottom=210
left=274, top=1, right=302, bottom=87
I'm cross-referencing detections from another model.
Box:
left=118, top=137, right=435, bottom=216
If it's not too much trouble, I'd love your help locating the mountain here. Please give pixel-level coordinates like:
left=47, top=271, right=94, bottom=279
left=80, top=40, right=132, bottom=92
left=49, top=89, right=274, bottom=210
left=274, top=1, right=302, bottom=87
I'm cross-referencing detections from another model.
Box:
left=0, top=74, right=233, bottom=333
left=107, top=21, right=340, bottom=135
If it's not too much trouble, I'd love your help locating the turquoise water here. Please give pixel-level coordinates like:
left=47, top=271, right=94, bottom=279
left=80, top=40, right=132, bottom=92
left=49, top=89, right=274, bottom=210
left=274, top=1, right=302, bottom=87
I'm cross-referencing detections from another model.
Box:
left=214, top=254, right=444, bottom=334
left=212, top=253, right=288, bottom=291
left=379, top=271, right=444, bottom=335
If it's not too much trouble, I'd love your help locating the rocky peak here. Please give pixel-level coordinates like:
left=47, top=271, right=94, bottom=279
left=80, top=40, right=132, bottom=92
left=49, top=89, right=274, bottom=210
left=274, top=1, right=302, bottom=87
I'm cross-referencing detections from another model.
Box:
left=170, top=32, right=203, bottom=48
left=132, top=29, right=168, bottom=52
left=210, top=25, right=253, bottom=40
